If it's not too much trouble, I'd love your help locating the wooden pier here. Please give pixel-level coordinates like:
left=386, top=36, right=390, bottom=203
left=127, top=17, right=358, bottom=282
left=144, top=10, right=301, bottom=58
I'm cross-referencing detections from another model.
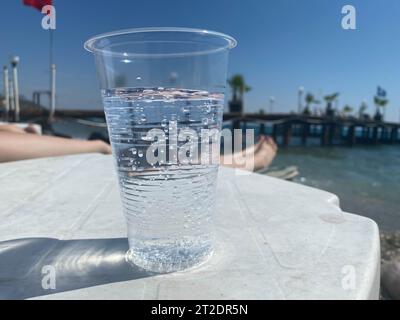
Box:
left=224, top=113, right=400, bottom=147
left=18, top=109, right=400, bottom=147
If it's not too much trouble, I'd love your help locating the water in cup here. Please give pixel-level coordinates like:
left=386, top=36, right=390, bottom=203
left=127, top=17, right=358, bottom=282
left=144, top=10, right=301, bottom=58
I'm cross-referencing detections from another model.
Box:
left=103, top=87, right=223, bottom=273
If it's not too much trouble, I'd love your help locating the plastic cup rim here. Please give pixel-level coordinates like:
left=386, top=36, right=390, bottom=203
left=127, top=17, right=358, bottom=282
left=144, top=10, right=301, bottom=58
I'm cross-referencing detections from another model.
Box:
left=84, top=27, right=237, bottom=58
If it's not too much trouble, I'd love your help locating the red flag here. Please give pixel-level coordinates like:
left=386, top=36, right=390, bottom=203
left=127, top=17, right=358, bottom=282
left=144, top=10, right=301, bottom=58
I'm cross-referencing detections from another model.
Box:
left=23, top=0, right=53, bottom=11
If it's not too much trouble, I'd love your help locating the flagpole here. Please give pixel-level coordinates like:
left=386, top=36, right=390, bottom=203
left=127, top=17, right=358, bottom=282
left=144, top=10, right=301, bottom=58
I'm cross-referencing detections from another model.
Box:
left=49, top=28, right=56, bottom=122
left=49, top=28, right=53, bottom=66
left=9, top=78, right=15, bottom=118
left=23, top=1, right=56, bottom=121
left=3, top=66, right=9, bottom=121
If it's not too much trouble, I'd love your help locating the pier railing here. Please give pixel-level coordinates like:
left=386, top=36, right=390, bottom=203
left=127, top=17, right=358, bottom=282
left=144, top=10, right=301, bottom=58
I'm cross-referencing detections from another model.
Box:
left=19, top=109, right=400, bottom=147
left=223, top=113, right=400, bottom=146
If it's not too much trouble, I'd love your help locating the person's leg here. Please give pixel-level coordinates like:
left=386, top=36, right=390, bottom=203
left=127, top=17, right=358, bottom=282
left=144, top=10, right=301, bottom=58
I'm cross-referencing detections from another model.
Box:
left=0, top=131, right=112, bottom=163
left=0, top=124, right=40, bottom=135
left=0, top=124, right=27, bottom=135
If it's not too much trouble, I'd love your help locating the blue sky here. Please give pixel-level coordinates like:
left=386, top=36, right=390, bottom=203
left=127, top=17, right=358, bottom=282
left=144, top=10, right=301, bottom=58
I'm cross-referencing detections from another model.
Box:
left=1, top=0, right=400, bottom=121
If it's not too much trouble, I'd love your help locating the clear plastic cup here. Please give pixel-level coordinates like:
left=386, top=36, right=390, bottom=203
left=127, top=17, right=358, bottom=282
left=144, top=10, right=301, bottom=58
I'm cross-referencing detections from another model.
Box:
left=85, top=27, right=236, bottom=273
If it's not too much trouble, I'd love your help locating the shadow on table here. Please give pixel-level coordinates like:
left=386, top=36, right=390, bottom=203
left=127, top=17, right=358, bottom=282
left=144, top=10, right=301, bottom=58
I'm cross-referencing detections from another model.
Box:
left=0, top=237, right=154, bottom=299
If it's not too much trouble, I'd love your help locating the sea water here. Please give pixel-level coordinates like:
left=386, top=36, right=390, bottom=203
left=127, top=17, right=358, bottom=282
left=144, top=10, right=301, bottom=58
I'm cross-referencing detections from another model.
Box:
left=102, top=88, right=224, bottom=273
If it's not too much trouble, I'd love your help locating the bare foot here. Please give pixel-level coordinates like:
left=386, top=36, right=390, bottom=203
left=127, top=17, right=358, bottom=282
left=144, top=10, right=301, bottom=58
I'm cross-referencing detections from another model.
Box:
left=252, top=137, right=277, bottom=171
left=221, top=136, right=278, bottom=172
left=24, top=124, right=40, bottom=134
left=266, top=136, right=278, bottom=152
left=241, top=135, right=266, bottom=157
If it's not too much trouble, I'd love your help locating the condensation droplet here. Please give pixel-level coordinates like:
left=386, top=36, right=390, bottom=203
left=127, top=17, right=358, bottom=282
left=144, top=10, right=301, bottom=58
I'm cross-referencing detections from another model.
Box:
left=182, top=106, right=190, bottom=114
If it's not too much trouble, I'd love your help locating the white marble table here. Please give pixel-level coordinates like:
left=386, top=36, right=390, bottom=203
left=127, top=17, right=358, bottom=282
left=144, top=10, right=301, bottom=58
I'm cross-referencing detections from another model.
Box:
left=0, top=154, right=380, bottom=299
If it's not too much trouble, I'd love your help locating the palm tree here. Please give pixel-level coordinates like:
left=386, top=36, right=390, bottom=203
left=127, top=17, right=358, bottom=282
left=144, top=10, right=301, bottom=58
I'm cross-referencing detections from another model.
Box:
left=342, top=105, right=353, bottom=117
left=323, top=92, right=339, bottom=117
left=303, top=93, right=320, bottom=115
left=358, top=101, right=368, bottom=119
left=228, top=74, right=251, bottom=102
left=373, top=96, right=388, bottom=121
left=227, top=74, right=251, bottom=113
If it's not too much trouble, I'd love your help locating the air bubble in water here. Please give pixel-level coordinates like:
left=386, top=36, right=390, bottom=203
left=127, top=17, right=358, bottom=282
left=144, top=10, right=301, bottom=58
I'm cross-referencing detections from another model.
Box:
left=182, top=106, right=190, bottom=114
left=130, top=148, right=137, bottom=155
left=202, top=118, right=209, bottom=126
left=161, top=118, right=168, bottom=127
left=203, top=102, right=212, bottom=113
left=142, top=135, right=153, bottom=142
left=138, top=150, right=144, bottom=158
